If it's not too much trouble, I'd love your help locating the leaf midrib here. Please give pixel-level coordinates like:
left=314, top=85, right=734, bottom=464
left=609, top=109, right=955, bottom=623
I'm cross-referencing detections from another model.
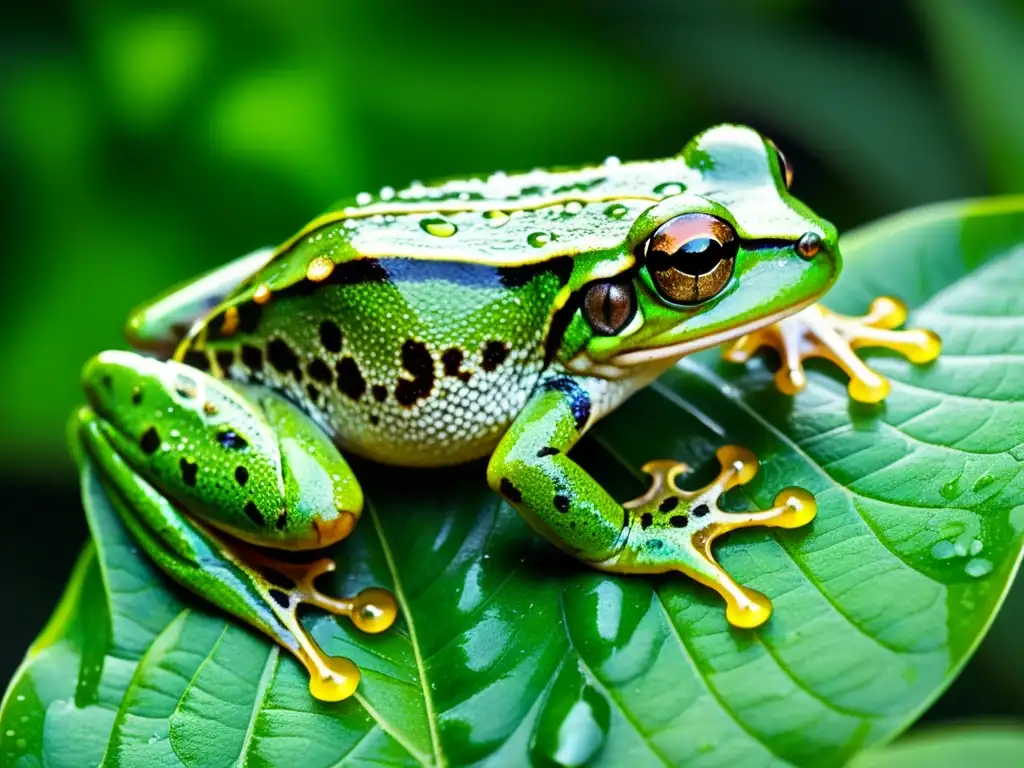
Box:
left=365, top=497, right=444, bottom=767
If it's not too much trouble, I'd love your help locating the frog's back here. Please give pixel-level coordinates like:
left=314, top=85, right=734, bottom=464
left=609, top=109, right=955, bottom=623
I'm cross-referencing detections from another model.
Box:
left=177, top=158, right=693, bottom=465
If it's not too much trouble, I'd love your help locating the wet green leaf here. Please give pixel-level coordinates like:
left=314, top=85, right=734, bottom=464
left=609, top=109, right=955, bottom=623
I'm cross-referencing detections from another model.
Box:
left=4, top=198, right=1024, bottom=766
left=850, top=726, right=1024, bottom=767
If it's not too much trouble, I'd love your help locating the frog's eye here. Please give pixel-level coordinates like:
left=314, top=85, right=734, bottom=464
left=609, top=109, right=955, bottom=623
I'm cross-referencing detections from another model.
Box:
left=645, top=213, right=738, bottom=305
left=583, top=277, right=637, bottom=335
left=767, top=138, right=794, bottom=189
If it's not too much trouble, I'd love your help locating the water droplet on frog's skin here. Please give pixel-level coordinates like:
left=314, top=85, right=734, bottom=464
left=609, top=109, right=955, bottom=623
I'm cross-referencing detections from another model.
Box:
left=421, top=217, right=457, bottom=237
left=355, top=191, right=372, bottom=205
left=528, top=232, right=556, bottom=248
left=484, top=210, right=509, bottom=227
left=972, top=473, right=995, bottom=492
left=965, top=558, right=993, bottom=578
left=940, top=476, right=961, bottom=499
left=654, top=181, right=685, bottom=196
left=604, top=203, right=628, bottom=219
left=530, top=661, right=610, bottom=768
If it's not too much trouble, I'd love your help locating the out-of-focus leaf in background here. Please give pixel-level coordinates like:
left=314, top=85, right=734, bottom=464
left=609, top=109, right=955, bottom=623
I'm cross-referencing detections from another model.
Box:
left=912, top=0, right=1024, bottom=194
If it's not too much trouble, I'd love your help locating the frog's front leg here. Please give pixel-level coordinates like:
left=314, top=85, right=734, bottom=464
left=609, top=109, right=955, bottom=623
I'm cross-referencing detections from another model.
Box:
left=487, top=376, right=816, bottom=628
left=125, top=246, right=274, bottom=355
left=72, top=351, right=396, bottom=701
left=723, top=297, right=941, bottom=403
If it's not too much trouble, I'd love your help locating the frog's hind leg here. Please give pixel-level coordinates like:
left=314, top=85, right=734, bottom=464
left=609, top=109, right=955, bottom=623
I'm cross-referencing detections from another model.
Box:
left=75, top=407, right=396, bottom=701
left=487, top=377, right=815, bottom=628
left=723, top=298, right=941, bottom=403
left=125, top=246, right=274, bottom=355
left=72, top=354, right=398, bottom=700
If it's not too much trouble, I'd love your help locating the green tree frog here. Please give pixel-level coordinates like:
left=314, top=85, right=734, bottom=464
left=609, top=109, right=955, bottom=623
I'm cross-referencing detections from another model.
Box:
left=71, top=125, right=940, bottom=701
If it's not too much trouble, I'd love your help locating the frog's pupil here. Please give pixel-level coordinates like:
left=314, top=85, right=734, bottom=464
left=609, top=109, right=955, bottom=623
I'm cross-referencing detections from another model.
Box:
left=583, top=279, right=636, bottom=336
left=672, top=238, right=727, bottom=276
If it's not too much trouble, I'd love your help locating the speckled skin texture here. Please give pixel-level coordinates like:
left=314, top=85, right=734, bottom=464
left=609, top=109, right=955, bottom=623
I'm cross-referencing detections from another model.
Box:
left=194, top=257, right=569, bottom=466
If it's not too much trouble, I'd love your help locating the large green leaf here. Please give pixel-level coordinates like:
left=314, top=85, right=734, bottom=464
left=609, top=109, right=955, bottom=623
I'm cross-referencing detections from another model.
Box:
left=4, top=197, right=1024, bottom=767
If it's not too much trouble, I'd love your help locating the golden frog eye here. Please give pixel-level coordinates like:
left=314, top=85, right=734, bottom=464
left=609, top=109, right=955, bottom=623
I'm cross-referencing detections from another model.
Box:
left=645, top=213, right=738, bottom=305
left=767, top=138, right=794, bottom=189
left=583, top=277, right=637, bottom=336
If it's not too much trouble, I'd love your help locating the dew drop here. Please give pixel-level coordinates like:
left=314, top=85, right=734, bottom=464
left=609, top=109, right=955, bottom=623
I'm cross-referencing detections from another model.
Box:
left=379, top=185, right=395, bottom=200
left=530, top=662, right=610, bottom=768
left=965, top=558, right=993, bottom=578
left=969, top=539, right=984, bottom=556
left=940, top=476, right=960, bottom=499
left=931, top=540, right=956, bottom=560
left=972, top=473, right=995, bottom=492
left=420, top=217, right=457, bottom=237
left=484, top=210, right=509, bottom=227
left=654, top=181, right=685, bottom=196
left=564, top=201, right=583, bottom=215
left=604, top=203, right=628, bottom=219
left=603, top=155, right=621, bottom=167
left=355, top=191, right=372, bottom=205
left=1010, top=504, right=1024, bottom=534
left=528, top=232, right=557, bottom=248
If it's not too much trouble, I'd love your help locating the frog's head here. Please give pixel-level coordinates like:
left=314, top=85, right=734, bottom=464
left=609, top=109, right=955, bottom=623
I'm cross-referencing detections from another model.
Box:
left=567, top=124, right=839, bottom=376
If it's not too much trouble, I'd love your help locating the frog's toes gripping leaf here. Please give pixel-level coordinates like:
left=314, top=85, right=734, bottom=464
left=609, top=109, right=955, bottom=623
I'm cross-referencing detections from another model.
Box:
left=598, top=445, right=816, bottom=629
left=242, top=548, right=398, bottom=701
left=723, top=296, right=942, bottom=403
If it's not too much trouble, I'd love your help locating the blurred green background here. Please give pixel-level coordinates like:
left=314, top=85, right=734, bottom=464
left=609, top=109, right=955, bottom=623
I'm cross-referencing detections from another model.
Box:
left=2, top=0, right=1022, bottom=735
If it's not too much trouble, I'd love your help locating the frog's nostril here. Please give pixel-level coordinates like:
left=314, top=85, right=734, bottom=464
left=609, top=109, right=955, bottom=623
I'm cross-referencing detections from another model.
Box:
left=796, top=232, right=822, bottom=260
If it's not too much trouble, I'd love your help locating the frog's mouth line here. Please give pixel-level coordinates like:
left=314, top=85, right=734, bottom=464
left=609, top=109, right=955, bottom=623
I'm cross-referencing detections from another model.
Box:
left=608, top=295, right=818, bottom=368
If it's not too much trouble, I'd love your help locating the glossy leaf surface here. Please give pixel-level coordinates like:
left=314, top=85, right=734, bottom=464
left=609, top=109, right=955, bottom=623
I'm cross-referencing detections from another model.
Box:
left=850, top=726, right=1024, bottom=768
left=4, top=198, right=1024, bottom=766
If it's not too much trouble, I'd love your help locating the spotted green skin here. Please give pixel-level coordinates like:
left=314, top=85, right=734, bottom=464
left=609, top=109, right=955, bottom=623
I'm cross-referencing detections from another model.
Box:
left=74, top=125, right=839, bottom=674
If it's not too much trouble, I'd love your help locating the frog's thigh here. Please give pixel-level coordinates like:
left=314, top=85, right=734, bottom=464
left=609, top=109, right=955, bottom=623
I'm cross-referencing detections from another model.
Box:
left=125, top=246, right=274, bottom=353
left=80, top=351, right=362, bottom=551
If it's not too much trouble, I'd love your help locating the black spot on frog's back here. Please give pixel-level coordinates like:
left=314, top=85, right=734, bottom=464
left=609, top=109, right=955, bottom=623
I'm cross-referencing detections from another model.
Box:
left=267, top=338, right=302, bottom=380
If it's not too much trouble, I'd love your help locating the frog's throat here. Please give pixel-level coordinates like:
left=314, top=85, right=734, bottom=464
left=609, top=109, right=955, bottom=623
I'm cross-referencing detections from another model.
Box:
left=578, top=295, right=818, bottom=378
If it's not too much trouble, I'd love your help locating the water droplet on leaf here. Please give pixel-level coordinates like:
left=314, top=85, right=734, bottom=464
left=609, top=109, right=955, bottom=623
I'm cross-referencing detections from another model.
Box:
left=965, top=558, right=993, bottom=578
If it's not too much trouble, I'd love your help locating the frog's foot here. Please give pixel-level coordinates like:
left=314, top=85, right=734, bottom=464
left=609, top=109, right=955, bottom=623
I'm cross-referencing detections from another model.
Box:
left=597, top=446, right=816, bottom=628
left=722, top=297, right=941, bottom=403
left=240, top=548, right=398, bottom=701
